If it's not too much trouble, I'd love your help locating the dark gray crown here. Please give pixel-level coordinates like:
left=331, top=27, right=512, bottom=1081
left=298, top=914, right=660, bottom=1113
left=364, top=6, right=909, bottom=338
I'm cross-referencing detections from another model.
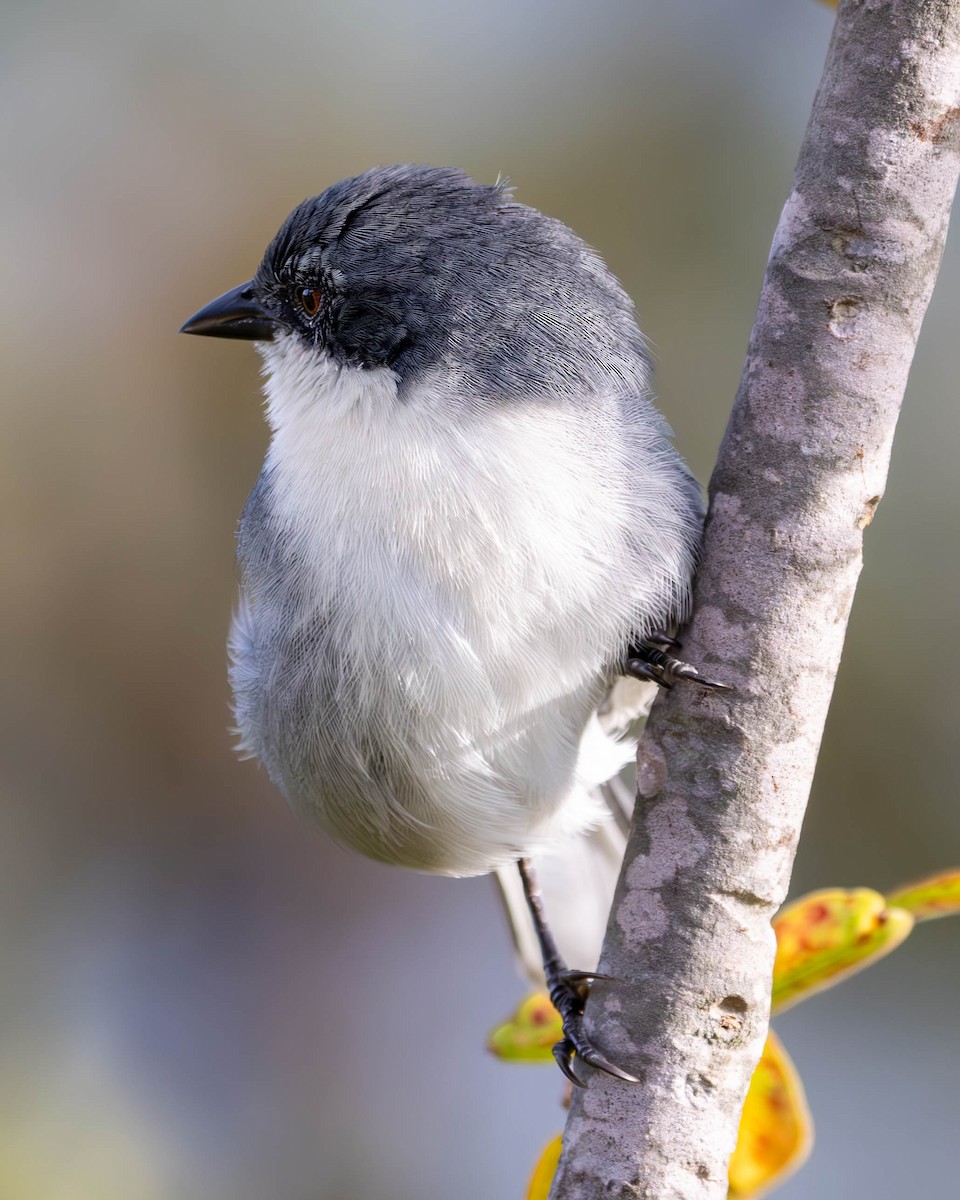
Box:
left=253, top=165, right=651, bottom=398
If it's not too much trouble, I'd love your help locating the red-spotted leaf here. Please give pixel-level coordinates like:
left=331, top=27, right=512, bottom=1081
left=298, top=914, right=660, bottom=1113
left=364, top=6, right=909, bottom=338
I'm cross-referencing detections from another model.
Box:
left=487, top=991, right=561, bottom=1063
left=771, top=888, right=914, bottom=1014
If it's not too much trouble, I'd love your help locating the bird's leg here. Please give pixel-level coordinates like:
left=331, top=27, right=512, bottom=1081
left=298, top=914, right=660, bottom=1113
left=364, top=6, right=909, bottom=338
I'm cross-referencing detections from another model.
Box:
left=517, top=857, right=638, bottom=1086
left=625, top=630, right=731, bottom=691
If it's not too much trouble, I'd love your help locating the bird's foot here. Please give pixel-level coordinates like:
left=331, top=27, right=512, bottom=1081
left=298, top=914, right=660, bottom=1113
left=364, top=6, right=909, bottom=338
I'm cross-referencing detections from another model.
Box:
left=626, top=631, right=731, bottom=692
left=517, top=858, right=638, bottom=1086
left=546, top=967, right=639, bottom=1087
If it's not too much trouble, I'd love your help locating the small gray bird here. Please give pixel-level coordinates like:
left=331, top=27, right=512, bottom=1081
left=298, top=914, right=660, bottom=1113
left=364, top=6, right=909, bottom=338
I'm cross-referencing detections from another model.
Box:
left=181, top=165, right=722, bottom=1084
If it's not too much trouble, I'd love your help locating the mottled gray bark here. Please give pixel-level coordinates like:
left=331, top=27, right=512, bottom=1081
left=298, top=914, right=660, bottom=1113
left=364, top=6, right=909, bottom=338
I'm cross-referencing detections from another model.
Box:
left=551, top=3, right=960, bottom=1197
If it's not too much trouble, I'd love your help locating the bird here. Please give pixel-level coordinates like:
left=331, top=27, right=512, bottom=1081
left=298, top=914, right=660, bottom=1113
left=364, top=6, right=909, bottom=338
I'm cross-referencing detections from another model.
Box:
left=180, top=165, right=724, bottom=1084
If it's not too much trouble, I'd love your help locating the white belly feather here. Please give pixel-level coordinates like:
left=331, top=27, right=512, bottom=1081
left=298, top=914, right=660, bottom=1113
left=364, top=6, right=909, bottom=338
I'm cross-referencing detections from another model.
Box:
left=230, top=335, right=698, bottom=876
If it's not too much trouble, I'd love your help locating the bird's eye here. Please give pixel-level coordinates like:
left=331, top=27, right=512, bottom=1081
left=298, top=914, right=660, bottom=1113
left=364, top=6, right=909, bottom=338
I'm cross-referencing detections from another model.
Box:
left=299, top=288, right=322, bottom=318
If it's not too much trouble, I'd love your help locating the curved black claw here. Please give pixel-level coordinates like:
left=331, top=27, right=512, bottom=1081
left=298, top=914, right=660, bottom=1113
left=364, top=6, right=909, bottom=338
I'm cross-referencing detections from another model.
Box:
left=562, top=969, right=614, bottom=986
left=548, top=971, right=640, bottom=1087
left=626, top=641, right=732, bottom=692
left=666, top=661, right=732, bottom=691
left=553, top=1038, right=585, bottom=1087
left=647, top=629, right=682, bottom=650
left=626, top=657, right=672, bottom=688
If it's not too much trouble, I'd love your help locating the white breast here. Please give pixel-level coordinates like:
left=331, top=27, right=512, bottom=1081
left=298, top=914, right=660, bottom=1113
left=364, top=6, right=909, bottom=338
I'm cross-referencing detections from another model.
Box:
left=230, top=334, right=698, bottom=876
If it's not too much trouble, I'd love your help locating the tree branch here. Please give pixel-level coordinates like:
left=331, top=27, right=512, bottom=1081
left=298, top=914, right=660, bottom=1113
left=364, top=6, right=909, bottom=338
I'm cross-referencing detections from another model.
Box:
left=550, top=3, right=960, bottom=1196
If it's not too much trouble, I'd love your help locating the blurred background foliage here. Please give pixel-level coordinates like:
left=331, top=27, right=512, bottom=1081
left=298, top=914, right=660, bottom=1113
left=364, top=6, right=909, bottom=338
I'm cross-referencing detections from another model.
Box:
left=1, top=1, right=957, bottom=1197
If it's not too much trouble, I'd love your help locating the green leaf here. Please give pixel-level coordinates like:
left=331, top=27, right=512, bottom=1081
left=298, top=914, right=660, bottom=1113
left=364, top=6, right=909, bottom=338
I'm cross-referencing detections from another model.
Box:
left=886, top=869, right=960, bottom=921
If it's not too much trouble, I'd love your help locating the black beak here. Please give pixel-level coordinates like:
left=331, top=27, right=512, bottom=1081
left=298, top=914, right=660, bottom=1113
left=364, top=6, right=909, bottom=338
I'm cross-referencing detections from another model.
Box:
left=180, top=281, right=278, bottom=341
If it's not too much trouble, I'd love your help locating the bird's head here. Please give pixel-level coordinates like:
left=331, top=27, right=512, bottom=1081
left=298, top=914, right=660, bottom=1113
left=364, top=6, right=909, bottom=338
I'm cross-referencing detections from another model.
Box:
left=180, top=165, right=650, bottom=400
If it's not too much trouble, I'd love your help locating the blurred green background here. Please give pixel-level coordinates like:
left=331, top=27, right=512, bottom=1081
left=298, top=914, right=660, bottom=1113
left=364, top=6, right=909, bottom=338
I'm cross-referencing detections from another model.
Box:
left=2, top=1, right=957, bottom=1196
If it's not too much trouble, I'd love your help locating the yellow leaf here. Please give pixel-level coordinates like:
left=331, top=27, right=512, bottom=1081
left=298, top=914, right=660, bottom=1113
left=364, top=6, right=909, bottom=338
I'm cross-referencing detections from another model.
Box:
left=526, top=1134, right=562, bottom=1200
left=771, top=888, right=914, bottom=1014
left=886, top=869, right=960, bottom=921
left=487, top=991, right=562, bottom=1062
left=728, top=1031, right=813, bottom=1199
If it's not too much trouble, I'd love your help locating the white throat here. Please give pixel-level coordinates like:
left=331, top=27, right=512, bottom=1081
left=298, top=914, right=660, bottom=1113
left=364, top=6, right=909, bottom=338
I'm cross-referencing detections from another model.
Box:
left=257, top=334, right=400, bottom=436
